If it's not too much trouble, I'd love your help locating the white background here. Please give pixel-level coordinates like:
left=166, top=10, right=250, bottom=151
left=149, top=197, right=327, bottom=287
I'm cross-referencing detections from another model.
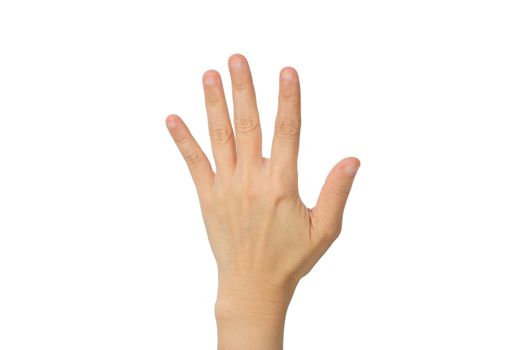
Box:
left=1, top=0, right=524, bottom=349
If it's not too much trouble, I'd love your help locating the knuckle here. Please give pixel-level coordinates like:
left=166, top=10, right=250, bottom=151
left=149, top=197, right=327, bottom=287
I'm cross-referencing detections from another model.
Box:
left=276, top=117, right=300, bottom=138
left=280, top=86, right=298, bottom=101
left=331, top=183, right=350, bottom=199
left=206, top=93, right=221, bottom=105
left=269, top=171, right=296, bottom=202
left=317, top=219, right=342, bottom=243
left=326, top=226, right=342, bottom=241
left=271, top=187, right=293, bottom=205
left=183, top=150, right=201, bottom=169
left=268, top=184, right=287, bottom=203
left=233, top=80, right=249, bottom=92
left=330, top=221, right=343, bottom=238
left=174, top=132, right=191, bottom=145
left=236, top=117, right=259, bottom=135
left=210, top=126, right=233, bottom=145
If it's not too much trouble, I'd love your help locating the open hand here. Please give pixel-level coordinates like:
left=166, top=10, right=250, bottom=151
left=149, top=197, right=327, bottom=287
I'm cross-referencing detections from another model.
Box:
left=166, top=53, right=360, bottom=322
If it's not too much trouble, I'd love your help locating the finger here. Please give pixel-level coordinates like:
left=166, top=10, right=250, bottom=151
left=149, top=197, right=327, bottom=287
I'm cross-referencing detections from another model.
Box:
left=166, top=114, right=214, bottom=194
left=270, top=67, right=301, bottom=173
left=202, top=69, right=236, bottom=176
left=310, top=157, right=360, bottom=242
left=228, top=53, right=262, bottom=166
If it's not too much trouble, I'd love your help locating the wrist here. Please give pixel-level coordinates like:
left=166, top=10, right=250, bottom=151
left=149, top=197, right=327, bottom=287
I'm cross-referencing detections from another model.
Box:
left=214, top=275, right=297, bottom=350
left=215, top=274, right=298, bottom=321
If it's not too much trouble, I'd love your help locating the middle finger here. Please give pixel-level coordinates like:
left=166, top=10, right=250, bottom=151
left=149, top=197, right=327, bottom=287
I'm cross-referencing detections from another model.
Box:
left=228, top=53, right=263, bottom=168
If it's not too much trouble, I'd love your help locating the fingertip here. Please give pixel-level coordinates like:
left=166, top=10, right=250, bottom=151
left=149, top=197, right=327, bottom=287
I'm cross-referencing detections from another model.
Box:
left=228, top=53, right=247, bottom=64
left=348, top=156, right=361, bottom=168
left=280, top=66, right=298, bottom=81
left=228, top=53, right=248, bottom=71
left=340, top=157, right=361, bottom=176
left=202, top=69, right=220, bottom=86
left=203, top=69, right=220, bottom=77
left=166, top=114, right=181, bottom=129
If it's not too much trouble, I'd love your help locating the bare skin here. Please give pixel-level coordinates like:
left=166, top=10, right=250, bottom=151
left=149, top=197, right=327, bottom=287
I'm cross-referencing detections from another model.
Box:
left=166, top=53, right=360, bottom=350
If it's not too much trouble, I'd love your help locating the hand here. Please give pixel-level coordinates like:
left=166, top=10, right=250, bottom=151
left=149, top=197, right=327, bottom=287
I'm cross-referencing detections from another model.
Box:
left=166, top=53, right=360, bottom=349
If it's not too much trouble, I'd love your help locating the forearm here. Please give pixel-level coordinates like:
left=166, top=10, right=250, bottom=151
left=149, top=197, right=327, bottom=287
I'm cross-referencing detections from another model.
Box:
left=215, top=276, right=297, bottom=350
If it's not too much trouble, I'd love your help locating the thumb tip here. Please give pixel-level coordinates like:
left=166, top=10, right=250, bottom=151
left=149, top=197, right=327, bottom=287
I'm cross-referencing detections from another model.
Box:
left=339, top=157, right=360, bottom=176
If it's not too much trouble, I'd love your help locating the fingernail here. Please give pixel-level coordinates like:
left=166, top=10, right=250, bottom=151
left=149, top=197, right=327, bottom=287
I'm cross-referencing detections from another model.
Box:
left=231, top=59, right=244, bottom=70
left=205, top=76, right=216, bottom=86
left=166, top=116, right=177, bottom=128
left=344, top=163, right=359, bottom=176
left=282, top=70, right=293, bottom=81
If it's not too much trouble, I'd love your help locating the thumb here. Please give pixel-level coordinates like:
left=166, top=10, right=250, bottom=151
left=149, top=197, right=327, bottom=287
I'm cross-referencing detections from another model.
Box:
left=310, top=157, right=360, bottom=241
